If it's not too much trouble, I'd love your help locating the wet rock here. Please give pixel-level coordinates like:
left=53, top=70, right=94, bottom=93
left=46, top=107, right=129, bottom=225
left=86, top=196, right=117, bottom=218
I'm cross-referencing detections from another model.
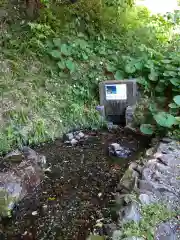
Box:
left=109, top=143, right=132, bottom=158
left=112, top=230, right=123, bottom=240
left=155, top=221, right=178, bottom=240
left=121, top=202, right=141, bottom=223
left=4, top=150, right=23, bottom=163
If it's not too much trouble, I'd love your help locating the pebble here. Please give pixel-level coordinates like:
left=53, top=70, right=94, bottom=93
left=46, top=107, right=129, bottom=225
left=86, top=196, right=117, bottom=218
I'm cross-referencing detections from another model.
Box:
left=78, top=132, right=85, bottom=138
left=66, top=133, right=74, bottom=141
left=71, top=139, right=78, bottom=145
left=32, top=211, right=38, bottom=216
left=98, top=192, right=102, bottom=197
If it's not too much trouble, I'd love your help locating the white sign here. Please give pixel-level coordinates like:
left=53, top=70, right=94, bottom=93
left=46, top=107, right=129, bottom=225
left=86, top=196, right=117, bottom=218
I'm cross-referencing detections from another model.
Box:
left=105, top=84, right=127, bottom=100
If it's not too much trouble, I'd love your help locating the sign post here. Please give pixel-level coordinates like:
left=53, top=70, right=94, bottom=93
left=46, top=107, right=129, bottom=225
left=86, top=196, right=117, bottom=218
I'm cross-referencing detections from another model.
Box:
left=99, top=79, right=137, bottom=124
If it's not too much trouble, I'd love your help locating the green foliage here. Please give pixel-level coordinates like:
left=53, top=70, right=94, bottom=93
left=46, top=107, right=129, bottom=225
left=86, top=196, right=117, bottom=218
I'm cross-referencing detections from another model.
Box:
left=140, top=124, right=154, bottom=135
left=0, top=0, right=180, bottom=152
left=129, top=51, right=180, bottom=135
left=122, top=203, right=176, bottom=239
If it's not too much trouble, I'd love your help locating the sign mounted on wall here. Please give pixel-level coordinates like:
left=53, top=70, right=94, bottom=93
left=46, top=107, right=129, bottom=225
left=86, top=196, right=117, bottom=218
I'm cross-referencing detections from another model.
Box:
left=105, top=84, right=127, bottom=100
left=99, top=79, right=138, bottom=124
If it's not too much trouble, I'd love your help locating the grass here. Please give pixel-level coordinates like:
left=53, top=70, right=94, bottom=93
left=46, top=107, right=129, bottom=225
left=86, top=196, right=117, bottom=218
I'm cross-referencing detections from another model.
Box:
left=0, top=53, right=103, bottom=153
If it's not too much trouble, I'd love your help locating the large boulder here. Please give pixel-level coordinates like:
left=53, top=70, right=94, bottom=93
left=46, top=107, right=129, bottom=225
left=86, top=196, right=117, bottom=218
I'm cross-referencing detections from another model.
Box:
left=0, top=147, right=46, bottom=217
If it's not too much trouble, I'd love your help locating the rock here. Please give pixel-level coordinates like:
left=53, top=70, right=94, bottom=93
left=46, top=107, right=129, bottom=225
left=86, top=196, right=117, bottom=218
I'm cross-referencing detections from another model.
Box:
left=109, top=143, right=132, bottom=158
left=0, top=148, right=45, bottom=217
left=139, top=193, right=155, bottom=205
left=65, top=133, right=74, bottom=141
left=21, top=146, right=46, bottom=168
left=157, top=154, right=179, bottom=167
left=122, top=237, right=144, bottom=240
left=121, top=202, right=141, bottom=223
left=71, top=138, right=78, bottom=146
left=155, top=221, right=178, bottom=240
left=136, top=165, right=143, bottom=174
left=0, top=9, right=8, bottom=19
left=4, top=150, right=23, bottom=163
left=75, top=134, right=81, bottom=140
left=112, top=230, right=123, bottom=240
left=107, top=122, right=119, bottom=131
left=154, top=152, right=163, bottom=159
left=145, top=147, right=154, bottom=157
left=119, top=168, right=136, bottom=191
left=78, top=131, right=85, bottom=138
left=138, top=180, right=155, bottom=193
left=32, top=211, right=38, bottom=216
left=110, top=143, right=122, bottom=152
left=104, top=223, right=117, bottom=237
left=161, top=138, right=172, bottom=144
left=129, top=162, right=138, bottom=170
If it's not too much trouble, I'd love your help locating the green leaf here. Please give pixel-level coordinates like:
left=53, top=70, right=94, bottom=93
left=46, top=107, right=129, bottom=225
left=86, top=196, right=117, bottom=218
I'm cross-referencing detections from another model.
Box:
left=125, top=64, right=136, bottom=74
left=57, top=61, right=66, bottom=70
left=154, top=112, right=177, bottom=128
left=136, top=77, right=147, bottom=85
left=106, top=64, right=116, bottom=72
left=66, top=59, right=76, bottom=73
left=61, top=44, right=71, bottom=56
left=115, top=70, right=124, bottom=80
left=82, top=53, right=88, bottom=60
left=49, top=50, right=61, bottom=59
left=134, top=61, right=143, bottom=70
left=140, top=124, right=154, bottom=135
left=161, top=59, right=171, bottom=64
left=148, top=71, right=158, bottom=81
left=173, top=95, right=180, bottom=106
left=170, top=78, right=180, bottom=86
left=163, top=71, right=176, bottom=77
left=168, top=103, right=179, bottom=109
left=53, top=38, right=61, bottom=48
left=155, top=84, right=165, bottom=92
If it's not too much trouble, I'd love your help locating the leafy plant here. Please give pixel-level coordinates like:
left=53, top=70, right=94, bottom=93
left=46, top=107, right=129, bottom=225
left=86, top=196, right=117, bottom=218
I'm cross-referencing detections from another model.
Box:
left=122, top=203, right=175, bottom=239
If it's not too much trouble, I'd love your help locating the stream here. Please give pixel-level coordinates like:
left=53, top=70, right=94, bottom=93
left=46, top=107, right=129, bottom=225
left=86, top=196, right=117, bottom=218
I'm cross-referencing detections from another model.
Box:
left=0, top=128, right=150, bottom=240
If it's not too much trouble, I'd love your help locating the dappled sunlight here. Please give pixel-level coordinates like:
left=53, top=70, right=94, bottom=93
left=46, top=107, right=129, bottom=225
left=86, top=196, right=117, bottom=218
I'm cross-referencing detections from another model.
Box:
left=136, top=0, right=180, bottom=14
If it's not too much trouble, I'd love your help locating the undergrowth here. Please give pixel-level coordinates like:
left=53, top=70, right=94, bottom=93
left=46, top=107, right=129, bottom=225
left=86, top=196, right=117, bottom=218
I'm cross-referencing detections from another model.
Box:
left=122, top=203, right=176, bottom=240
left=0, top=0, right=180, bottom=153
